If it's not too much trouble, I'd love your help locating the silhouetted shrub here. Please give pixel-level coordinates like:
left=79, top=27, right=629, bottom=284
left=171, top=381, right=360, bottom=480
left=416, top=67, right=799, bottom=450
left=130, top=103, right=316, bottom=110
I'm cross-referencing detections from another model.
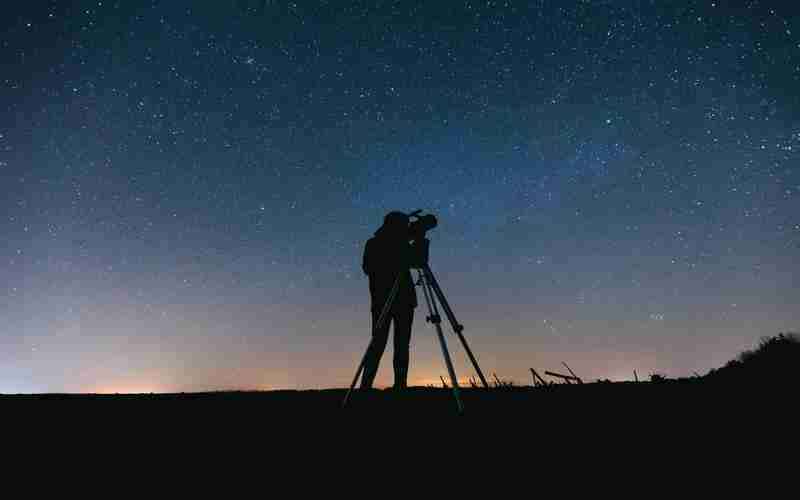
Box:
left=706, top=332, right=800, bottom=384
left=649, top=373, right=668, bottom=383
left=492, top=378, right=515, bottom=389
left=737, top=332, right=799, bottom=363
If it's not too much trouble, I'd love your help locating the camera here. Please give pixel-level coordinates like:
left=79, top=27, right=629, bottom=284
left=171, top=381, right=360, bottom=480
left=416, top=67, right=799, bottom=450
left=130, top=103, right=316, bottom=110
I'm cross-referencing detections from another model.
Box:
left=407, top=210, right=437, bottom=240
left=407, top=210, right=437, bottom=268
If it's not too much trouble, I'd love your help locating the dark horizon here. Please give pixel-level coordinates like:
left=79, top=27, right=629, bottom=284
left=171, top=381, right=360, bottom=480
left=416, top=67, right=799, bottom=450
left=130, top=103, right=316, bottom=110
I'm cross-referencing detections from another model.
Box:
left=1, top=1, right=798, bottom=394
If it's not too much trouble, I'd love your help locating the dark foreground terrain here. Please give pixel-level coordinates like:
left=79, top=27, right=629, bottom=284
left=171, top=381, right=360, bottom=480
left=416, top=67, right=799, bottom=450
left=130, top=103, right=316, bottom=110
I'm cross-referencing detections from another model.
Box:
left=1, top=379, right=791, bottom=421
left=4, top=335, right=796, bottom=440
left=2, top=380, right=794, bottom=462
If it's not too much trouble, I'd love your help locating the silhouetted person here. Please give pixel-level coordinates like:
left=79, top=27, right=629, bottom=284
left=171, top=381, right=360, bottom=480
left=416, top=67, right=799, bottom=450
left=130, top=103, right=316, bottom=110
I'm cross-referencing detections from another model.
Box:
left=360, top=211, right=418, bottom=390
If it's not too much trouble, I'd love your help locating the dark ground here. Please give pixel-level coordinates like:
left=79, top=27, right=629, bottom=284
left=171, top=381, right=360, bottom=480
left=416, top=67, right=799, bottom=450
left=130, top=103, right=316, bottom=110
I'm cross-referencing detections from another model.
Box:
left=6, top=335, right=796, bottom=446
left=4, top=380, right=792, bottom=463
left=9, top=335, right=795, bottom=424
left=2, top=379, right=791, bottom=421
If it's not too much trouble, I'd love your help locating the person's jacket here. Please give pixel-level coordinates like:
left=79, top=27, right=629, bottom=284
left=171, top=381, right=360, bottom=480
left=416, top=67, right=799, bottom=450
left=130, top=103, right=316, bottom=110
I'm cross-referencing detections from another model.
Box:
left=362, top=228, right=418, bottom=312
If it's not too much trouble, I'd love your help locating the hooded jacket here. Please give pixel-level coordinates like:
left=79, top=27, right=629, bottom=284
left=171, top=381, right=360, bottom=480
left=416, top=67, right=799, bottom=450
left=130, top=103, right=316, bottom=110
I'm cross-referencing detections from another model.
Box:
left=362, top=224, right=418, bottom=312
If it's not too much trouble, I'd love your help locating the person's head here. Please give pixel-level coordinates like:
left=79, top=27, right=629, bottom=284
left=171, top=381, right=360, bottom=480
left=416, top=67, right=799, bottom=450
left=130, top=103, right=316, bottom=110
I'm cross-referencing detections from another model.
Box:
left=378, top=211, right=409, bottom=237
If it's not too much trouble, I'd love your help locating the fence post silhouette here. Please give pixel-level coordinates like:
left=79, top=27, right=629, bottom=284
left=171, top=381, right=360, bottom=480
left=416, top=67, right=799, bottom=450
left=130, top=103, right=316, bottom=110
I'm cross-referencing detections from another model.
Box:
left=530, top=368, right=548, bottom=386
left=544, top=370, right=580, bottom=384
left=562, top=362, right=583, bottom=384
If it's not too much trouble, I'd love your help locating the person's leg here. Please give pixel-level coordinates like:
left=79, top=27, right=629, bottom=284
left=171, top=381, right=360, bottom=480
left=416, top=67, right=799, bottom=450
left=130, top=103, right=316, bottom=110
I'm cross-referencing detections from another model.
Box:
left=392, top=307, right=414, bottom=389
left=360, top=308, right=391, bottom=389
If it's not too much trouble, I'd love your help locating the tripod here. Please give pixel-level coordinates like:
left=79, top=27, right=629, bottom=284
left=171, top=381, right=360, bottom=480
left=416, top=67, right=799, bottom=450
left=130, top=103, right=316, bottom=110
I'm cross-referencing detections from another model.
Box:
left=342, top=260, right=489, bottom=414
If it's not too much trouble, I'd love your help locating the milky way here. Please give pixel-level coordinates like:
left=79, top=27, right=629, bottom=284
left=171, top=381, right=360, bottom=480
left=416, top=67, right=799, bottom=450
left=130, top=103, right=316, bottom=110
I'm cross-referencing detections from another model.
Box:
left=1, top=1, right=798, bottom=392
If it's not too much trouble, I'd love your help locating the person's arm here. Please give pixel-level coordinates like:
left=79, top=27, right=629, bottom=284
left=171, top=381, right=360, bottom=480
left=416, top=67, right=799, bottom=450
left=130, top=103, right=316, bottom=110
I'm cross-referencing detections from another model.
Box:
left=362, top=238, right=373, bottom=276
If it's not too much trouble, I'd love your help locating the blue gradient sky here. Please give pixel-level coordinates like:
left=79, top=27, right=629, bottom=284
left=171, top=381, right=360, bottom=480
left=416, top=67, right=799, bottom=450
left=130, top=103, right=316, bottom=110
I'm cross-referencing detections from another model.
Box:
left=1, top=1, right=798, bottom=393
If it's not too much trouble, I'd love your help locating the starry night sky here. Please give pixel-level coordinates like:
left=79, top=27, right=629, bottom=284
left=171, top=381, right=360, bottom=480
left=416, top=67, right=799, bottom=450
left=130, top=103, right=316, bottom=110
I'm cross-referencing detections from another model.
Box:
left=1, top=1, right=798, bottom=393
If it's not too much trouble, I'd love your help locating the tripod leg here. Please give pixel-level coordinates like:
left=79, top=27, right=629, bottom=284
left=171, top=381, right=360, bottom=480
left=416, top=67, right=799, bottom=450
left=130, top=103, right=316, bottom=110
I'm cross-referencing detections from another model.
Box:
left=342, top=273, right=402, bottom=408
left=342, top=338, right=371, bottom=408
left=423, top=265, right=490, bottom=389
left=418, top=270, right=464, bottom=414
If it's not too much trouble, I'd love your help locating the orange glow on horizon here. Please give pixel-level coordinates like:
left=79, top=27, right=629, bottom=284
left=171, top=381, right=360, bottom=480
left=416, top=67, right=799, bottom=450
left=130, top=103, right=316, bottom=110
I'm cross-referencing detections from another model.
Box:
left=89, top=383, right=166, bottom=394
left=85, top=379, right=278, bottom=394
